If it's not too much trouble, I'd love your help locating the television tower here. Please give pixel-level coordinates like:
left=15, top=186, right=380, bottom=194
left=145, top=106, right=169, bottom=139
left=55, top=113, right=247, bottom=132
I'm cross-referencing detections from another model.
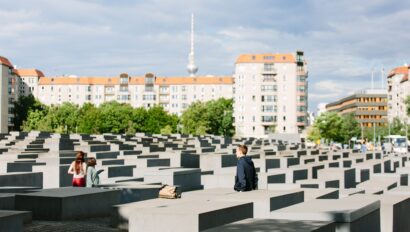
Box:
left=187, top=13, right=198, bottom=77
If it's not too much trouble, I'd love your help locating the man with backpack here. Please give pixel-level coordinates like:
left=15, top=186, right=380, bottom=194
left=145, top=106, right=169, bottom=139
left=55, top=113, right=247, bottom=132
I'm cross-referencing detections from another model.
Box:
left=234, top=144, right=258, bottom=192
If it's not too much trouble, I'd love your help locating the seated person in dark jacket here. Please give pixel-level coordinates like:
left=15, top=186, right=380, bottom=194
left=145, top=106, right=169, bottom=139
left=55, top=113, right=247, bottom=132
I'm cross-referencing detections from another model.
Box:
left=234, top=145, right=258, bottom=192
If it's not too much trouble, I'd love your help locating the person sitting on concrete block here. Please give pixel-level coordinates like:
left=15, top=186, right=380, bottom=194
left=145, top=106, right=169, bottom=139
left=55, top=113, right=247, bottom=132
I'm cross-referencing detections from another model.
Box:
left=234, top=145, right=258, bottom=192
left=86, top=157, right=101, bottom=187
left=68, top=151, right=87, bottom=187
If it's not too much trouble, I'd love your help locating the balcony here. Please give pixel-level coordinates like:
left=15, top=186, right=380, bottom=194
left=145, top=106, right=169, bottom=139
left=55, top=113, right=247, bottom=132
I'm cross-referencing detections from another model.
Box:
left=297, top=70, right=308, bottom=76
left=296, top=122, right=306, bottom=126
left=261, top=68, right=277, bottom=75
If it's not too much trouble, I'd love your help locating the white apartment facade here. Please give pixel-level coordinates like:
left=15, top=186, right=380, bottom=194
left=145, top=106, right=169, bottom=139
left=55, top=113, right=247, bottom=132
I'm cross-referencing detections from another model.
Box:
left=29, top=73, right=233, bottom=116
left=233, top=51, right=308, bottom=137
left=4, top=52, right=308, bottom=137
left=387, top=65, right=410, bottom=123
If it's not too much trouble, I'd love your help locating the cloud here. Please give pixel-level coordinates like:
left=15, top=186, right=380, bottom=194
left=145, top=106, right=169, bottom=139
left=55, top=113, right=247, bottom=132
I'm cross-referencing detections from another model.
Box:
left=0, top=0, right=408, bottom=112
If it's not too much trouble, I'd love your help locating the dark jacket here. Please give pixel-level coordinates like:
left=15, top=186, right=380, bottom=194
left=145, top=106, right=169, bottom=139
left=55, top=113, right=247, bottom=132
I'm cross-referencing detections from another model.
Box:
left=234, top=156, right=258, bottom=191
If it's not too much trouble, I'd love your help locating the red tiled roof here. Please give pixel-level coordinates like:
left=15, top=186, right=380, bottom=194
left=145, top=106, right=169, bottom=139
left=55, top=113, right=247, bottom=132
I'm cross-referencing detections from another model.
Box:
left=236, top=53, right=296, bottom=64
left=387, top=66, right=409, bottom=83
left=0, top=56, right=13, bottom=68
left=14, top=69, right=45, bottom=77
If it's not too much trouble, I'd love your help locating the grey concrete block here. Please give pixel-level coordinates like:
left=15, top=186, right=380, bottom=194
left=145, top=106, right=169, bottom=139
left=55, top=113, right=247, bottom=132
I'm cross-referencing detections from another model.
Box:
left=129, top=200, right=253, bottom=232
left=143, top=168, right=202, bottom=191
left=270, top=196, right=380, bottom=232
left=0, top=210, right=31, bottom=231
left=204, top=218, right=336, bottom=232
left=15, top=188, right=121, bottom=220
left=0, top=172, right=43, bottom=188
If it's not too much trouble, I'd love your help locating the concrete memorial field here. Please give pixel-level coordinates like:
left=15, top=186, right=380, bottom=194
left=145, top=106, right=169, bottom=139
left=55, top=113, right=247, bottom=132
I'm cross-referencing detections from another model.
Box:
left=0, top=131, right=409, bottom=231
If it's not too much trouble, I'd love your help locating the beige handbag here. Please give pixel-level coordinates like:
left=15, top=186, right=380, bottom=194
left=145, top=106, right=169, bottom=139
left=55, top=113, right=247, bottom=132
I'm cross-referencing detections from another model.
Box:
left=159, top=185, right=181, bottom=199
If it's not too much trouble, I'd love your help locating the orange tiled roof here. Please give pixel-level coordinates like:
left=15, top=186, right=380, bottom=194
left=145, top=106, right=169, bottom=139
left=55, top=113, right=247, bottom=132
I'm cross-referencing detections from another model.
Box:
left=236, top=53, right=296, bottom=64
left=38, top=75, right=232, bottom=85
left=387, top=66, right=409, bottom=83
left=14, top=69, right=45, bottom=77
left=39, top=76, right=120, bottom=85
left=0, top=56, right=13, bottom=68
left=156, top=76, right=233, bottom=85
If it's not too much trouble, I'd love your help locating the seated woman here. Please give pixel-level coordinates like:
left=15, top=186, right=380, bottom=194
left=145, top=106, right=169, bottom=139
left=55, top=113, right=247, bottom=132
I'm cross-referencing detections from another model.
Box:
left=68, top=151, right=87, bottom=187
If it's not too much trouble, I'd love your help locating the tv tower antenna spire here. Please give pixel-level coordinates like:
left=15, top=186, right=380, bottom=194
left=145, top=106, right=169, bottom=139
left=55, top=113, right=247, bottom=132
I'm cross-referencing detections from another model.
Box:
left=187, top=13, right=198, bottom=77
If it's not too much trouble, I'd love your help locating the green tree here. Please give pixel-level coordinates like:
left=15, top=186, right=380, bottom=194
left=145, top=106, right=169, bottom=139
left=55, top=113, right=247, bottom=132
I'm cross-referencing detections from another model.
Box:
left=55, top=102, right=79, bottom=133
left=160, top=125, right=173, bottom=135
left=267, top=124, right=277, bottom=134
left=180, top=98, right=235, bottom=136
left=307, top=125, right=321, bottom=142
left=131, top=107, right=148, bottom=132
left=22, top=109, right=47, bottom=132
left=98, top=101, right=133, bottom=133
left=314, top=112, right=344, bottom=143
left=77, top=103, right=100, bottom=134
left=13, top=94, right=44, bottom=131
left=205, top=98, right=235, bottom=136
left=340, top=113, right=361, bottom=144
left=144, top=106, right=178, bottom=134
left=363, top=126, right=389, bottom=142
left=406, top=95, right=410, bottom=117
left=390, top=117, right=405, bottom=135
left=180, top=101, right=209, bottom=135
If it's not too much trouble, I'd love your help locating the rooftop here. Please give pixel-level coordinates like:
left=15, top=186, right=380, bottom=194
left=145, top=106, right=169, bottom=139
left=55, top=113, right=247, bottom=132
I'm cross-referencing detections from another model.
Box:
left=236, top=53, right=296, bottom=64
left=0, top=56, right=13, bottom=68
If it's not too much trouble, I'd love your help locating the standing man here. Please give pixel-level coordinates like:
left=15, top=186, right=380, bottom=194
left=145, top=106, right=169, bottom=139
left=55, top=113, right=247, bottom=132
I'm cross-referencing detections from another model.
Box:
left=234, top=145, right=258, bottom=192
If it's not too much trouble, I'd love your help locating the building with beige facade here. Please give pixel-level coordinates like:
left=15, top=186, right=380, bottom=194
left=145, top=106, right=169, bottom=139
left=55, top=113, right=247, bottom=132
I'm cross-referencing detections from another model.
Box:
left=233, top=51, right=308, bottom=137
left=33, top=73, right=232, bottom=116
left=326, top=89, right=388, bottom=128
left=387, top=65, right=410, bottom=123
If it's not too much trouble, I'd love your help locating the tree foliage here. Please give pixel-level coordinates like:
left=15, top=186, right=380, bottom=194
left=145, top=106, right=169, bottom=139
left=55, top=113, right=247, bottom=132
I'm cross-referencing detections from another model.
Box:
left=13, top=94, right=44, bottom=130
left=308, top=112, right=361, bottom=144
left=180, top=98, right=235, bottom=136
left=18, top=97, right=235, bottom=136
left=21, top=101, right=179, bottom=134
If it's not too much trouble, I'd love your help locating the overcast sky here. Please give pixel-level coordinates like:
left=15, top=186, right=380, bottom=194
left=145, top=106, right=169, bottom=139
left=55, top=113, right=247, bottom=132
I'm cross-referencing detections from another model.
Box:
left=1, top=0, right=409, bottom=111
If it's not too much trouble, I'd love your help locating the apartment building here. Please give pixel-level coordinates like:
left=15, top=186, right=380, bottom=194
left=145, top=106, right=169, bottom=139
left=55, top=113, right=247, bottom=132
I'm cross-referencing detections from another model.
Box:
left=34, top=73, right=232, bottom=116
left=0, top=56, right=15, bottom=133
left=387, top=65, right=410, bottom=123
left=326, top=89, right=388, bottom=127
left=233, top=51, right=308, bottom=137
left=14, top=69, right=44, bottom=97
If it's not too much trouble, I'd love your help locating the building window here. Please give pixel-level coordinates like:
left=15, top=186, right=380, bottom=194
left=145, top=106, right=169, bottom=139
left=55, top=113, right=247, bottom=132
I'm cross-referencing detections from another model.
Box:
left=182, top=95, right=187, bottom=100
left=143, top=95, right=156, bottom=101
left=261, top=85, right=277, bottom=92
left=261, top=116, right=274, bottom=122
left=120, top=86, right=128, bottom=92
left=262, top=105, right=274, bottom=112
left=160, top=86, right=168, bottom=93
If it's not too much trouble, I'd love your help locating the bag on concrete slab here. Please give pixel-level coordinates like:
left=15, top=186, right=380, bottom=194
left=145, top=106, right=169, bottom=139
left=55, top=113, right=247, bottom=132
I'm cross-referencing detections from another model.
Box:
left=159, top=185, right=181, bottom=199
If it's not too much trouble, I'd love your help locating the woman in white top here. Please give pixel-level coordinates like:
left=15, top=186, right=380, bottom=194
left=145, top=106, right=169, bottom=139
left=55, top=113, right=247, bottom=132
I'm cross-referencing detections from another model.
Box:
left=68, top=151, right=87, bottom=187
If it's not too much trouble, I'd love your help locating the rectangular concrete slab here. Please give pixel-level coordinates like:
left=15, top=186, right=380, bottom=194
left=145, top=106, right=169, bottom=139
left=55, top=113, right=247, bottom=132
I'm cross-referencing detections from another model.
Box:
left=270, top=196, right=380, bottom=232
left=204, top=218, right=336, bottom=232
left=15, top=187, right=121, bottom=220
left=128, top=200, right=253, bottom=232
